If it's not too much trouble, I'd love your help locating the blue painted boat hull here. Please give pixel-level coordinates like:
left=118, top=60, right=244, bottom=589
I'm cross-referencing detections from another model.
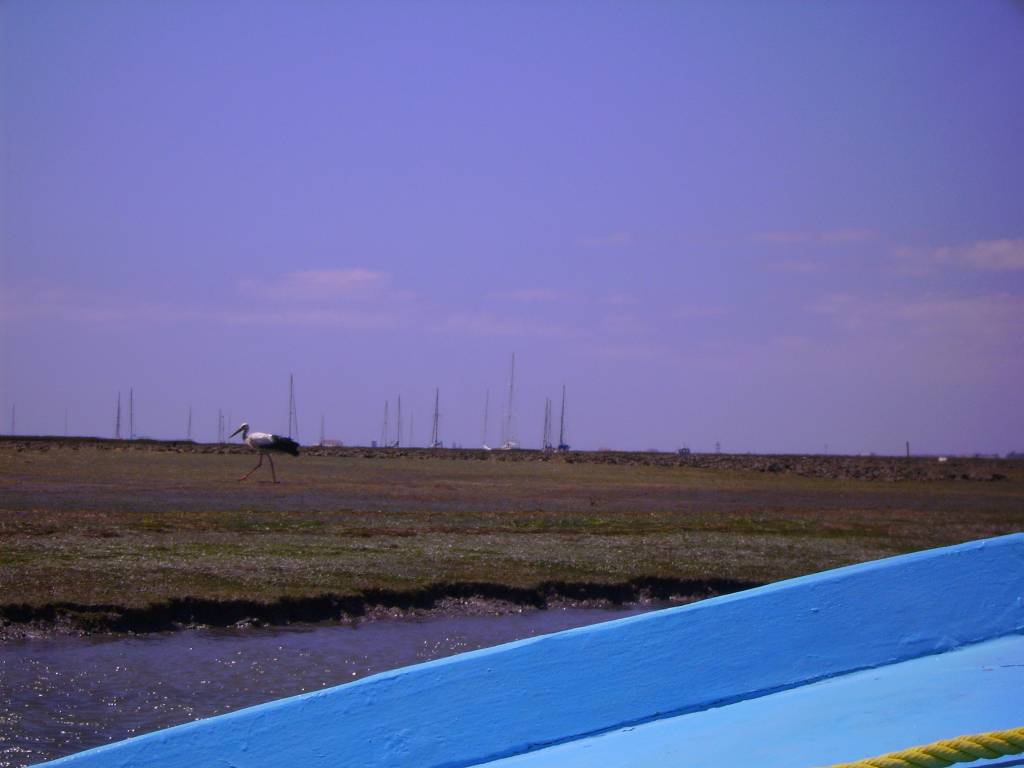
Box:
left=39, top=534, right=1024, bottom=767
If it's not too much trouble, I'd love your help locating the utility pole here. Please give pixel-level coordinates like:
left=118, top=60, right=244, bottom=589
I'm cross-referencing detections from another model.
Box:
left=431, top=388, right=441, bottom=448
left=115, top=392, right=122, bottom=439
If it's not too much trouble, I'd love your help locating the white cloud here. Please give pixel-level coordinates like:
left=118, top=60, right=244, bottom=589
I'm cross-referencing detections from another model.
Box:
left=810, top=292, right=1024, bottom=340
left=493, top=290, right=647, bottom=308
left=239, top=269, right=392, bottom=301
left=1, top=282, right=134, bottom=326
left=218, top=308, right=401, bottom=329
left=933, top=239, right=1024, bottom=271
left=0, top=277, right=408, bottom=331
left=892, top=238, right=1024, bottom=274
left=751, top=229, right=876, bottom=246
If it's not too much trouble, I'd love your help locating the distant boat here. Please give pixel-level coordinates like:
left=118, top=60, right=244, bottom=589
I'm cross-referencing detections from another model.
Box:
left=42, top=534, right=1024, bottom=768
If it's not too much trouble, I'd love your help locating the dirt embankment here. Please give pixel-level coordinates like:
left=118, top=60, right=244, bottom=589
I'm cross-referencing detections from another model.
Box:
left=0, top=578, right=758, bottom=639
left=3, top=435, right=1015, bottom=482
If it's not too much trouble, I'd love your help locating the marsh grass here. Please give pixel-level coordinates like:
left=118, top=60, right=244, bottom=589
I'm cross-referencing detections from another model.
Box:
left=1, top=441, right=1021, bottom=612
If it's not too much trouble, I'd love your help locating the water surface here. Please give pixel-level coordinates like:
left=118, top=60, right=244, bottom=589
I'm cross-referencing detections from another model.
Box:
left=1, top=606, right=657, bottom=767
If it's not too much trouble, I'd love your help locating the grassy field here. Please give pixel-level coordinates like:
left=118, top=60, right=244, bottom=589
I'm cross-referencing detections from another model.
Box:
left=1, top=439, right=1022, bottom=631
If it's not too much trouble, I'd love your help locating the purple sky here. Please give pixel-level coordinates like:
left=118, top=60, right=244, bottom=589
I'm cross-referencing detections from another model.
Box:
left=2, top=1, right=1023, bottom=454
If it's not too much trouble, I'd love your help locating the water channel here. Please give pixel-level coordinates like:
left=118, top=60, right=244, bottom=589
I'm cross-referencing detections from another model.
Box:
left=1, top=606, right=658, bottom=767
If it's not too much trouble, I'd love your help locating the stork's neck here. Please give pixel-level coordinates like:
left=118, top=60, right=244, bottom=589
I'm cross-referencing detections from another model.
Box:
left=240, top=425, right=248, bottom=439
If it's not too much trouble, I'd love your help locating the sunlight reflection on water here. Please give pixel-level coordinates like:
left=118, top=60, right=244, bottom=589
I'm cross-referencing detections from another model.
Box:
left=1, top=606, right=658, bottom=767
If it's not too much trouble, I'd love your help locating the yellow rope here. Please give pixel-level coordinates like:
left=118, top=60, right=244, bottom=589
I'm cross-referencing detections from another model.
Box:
left=822, top=726, right=1024, bottom=768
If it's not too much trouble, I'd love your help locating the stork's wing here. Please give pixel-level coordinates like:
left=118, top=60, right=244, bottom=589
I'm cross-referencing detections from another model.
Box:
left=271, top=436, right=300, bottom=456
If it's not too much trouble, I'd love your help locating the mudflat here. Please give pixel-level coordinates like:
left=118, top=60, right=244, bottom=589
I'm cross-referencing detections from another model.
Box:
left=2, top=438, right=1022, bottom=634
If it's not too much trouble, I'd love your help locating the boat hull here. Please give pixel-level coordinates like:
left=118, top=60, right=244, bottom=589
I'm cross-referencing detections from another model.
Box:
left=40, top=534, right=1024, bottom=767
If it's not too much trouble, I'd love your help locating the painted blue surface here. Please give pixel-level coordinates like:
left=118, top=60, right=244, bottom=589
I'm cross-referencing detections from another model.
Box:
left=482, top=632, right=1024, bottom=767
left=40, top=534, right=1024, bottom=768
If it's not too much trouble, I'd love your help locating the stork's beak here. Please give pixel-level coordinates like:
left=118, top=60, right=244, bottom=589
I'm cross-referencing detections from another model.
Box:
left=229, top=425, right=244, bottom=439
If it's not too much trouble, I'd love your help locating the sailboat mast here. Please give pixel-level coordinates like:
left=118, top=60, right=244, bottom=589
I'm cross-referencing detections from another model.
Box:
left=558, top=384, right=567, bottom=450
left=431, top=388, right=440, bottom=447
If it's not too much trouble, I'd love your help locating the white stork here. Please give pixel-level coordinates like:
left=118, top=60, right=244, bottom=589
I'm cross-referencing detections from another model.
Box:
left=229, top=423, right=300, bottom=483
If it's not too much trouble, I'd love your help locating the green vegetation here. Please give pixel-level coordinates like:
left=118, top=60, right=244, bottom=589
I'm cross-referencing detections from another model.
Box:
left=1, top=440, right=1022, bottom=619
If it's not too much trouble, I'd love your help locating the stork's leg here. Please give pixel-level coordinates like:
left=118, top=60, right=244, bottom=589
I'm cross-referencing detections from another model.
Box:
left=239, top=453, right=263, bottom=481
left=267, top=453, right=278, bottom=483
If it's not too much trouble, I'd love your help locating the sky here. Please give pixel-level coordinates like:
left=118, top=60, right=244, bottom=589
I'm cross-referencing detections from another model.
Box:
left=2, top=1, right=1023, bottom=455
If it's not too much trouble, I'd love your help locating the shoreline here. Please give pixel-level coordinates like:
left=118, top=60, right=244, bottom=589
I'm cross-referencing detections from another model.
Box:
left=1, top=435, right=1016, bottom=482
left=0, top=576, right=758, bottom=640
